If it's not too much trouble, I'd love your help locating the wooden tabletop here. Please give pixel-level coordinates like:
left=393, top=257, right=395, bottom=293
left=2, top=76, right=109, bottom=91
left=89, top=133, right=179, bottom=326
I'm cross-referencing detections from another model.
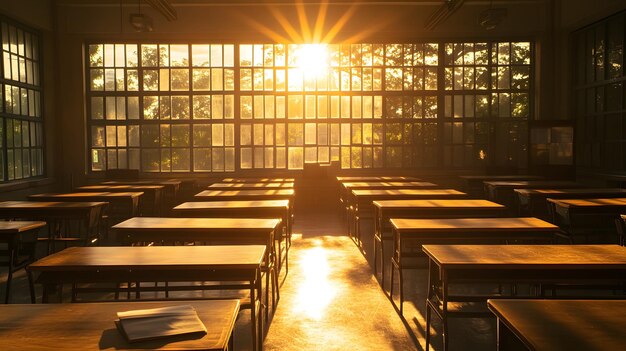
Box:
left=459, top=175, right=543, bottom=181
left=391, top=217, right=558, bottom=232
left=374, top=199, right=505, bottom=209
left=0, top=221, right=46, bottom=234
left=113, top=217, right=281, bottom=231
left=337, top=176, right=420, bottom=182
left=352, top=189, right=465, bottom=197
left=77, top=185, right=164, bottom=191
left=422, top=245, right=626, bottom=268
left=29, top=192, right=143, bottom=200
left=208, top=182, right=294, bottom=188
left=196, top=189, right=294, bottom=197
left=547, top=198, right=626, bottom=208
left=342, top=181, right=437, bottom=188
left=0, top=300, right=240, bottom=351
left=174, top=200, right=289, bottom=210
left=101, top=180, right=181, bottom=186
left=222, top=177, right=294, bottom=182
left=488, top=299, right=626, bottom=351
left=0, top=200, right=108, bottom=209
left=484, top=180, right=580, bottom=188
left=515, top=188, right=626, bottom=196
left=28, top=245, right=266, bottom=271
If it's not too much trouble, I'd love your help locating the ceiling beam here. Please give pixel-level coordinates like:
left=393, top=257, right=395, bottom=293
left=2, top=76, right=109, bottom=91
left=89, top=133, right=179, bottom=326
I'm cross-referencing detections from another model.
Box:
left=144, top=0, right=177, bottom=21
left=424, top=0, right=466, bottom=30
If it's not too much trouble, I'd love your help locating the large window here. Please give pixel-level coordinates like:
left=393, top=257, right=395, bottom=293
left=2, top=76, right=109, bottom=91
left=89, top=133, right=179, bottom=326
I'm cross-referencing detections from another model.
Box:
left=443, top=42, right=530, bottom=168
left=0, top=17, right=44, bottom=181
left=87, top=41, right=532, bottom=173
left=574, top=11, right=625, bottom=173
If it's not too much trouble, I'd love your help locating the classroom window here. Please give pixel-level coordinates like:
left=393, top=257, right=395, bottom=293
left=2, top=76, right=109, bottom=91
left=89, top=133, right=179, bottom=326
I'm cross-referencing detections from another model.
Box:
left=0, top=17, right=44, bottom=181
left=86, top=41, right=532, bottom=172
left=574, top=11, right=626, bottom=173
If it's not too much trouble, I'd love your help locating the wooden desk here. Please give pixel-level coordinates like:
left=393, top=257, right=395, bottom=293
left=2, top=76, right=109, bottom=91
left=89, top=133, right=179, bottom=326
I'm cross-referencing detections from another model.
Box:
left=0, top=201, right=107, bottom=253
left=195, top=189, right=294, bottom=200
left=28, top=192, right=142, bottom=224
left=339, top=181, right=438, bottom=225
left=423, top=244, right=626, bottom=351
left=208, top=182, right=294, bottom=190
left=458, top=175, right=543, bottom=197
left=389, top=217, right=559, bottom=313
left=76, top=185, right=164, bottom=216
left=483, top=181, right=581, bottom=210
left=348, top=189, right=467, bottom=246
left=113, top=216, right=281, bottom=315
left=547, top=198, right=626, bottom=243
left=173, top=200, right=292, bottom=271
left=0, top=221, right=46, bottom=303
left=515, top=188, right=626, bottom=219
left=222, top=177, right=295, bottom=183
left=336, top=176, right=421, bottom=182
left=27, top=245, right=265, bottom=351
left=372, top=199, right=506, bottom=288
left=0, top=300, right=240, bottom=351
left=341, top=181, right=438, bottom=201
left=100, top=180, right=181, bottom=209
left=488, top=299, right=626, bottom=351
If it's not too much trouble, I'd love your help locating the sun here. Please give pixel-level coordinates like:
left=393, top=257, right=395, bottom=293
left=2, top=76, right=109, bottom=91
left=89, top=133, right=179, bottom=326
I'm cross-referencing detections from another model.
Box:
left=293, top=44, right=329, bottom=77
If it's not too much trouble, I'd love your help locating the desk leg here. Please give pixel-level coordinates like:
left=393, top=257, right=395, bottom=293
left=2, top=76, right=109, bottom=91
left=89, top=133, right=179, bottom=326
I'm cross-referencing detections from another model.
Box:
left=373, top=207, right=381, bottom=282
left=397, top=229, right=403, bottom=314
left=425, top=259, right=435, bottom=351
left=254, top=268, right=264, bottom=351
left=272, top=233, right=280, bottom=305
left=264, top=253, right=270, bottom=325
left=441, top=270, right=449, bottom=351
left=497, top=318, right=527, bottom=351
left=355, top=212, right=360, bottom=248
left=250, top=274, right=257, bottom=351
left=27, top=270, right=36, bottom=304
left=4, top=241, right=16, bottom=304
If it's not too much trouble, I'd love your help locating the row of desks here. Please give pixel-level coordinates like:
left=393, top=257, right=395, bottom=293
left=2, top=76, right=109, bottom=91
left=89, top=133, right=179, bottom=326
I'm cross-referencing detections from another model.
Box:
left=423, top=244, right=626, bottom=350
left=27, top=245, right=266, bottom=351
left=469, top=177, right=626, bottom=242
left=0, top=176, right=297, bottom=351
left=336, top=175, right=626, bottom=351
left=516, top=187, right=626, bottom=218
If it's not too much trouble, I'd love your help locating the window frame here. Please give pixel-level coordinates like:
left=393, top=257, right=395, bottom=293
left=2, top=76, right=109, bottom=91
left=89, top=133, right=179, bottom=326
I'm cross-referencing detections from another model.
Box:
left=0, top=14, right=45, bottom=182
left=84, top=39, right=534, bottom=175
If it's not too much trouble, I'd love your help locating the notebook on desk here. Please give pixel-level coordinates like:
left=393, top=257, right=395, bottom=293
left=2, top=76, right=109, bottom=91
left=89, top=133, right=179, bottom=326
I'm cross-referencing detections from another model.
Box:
left=115, top=305, right=207, bottom=343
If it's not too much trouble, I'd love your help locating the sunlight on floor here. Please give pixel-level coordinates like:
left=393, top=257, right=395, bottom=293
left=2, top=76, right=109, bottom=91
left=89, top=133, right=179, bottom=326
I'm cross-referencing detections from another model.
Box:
left=293, top=239, right=336, bottom=320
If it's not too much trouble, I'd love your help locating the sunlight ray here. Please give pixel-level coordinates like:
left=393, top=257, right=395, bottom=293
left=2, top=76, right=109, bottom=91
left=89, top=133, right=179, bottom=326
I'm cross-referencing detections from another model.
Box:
left=321, top=4, right=358, bottom=44
left=295, top=0, right=313, bottom=42
left=268, top=6, right=304, bottom=43
left=312, top=1, right=329, bottom=43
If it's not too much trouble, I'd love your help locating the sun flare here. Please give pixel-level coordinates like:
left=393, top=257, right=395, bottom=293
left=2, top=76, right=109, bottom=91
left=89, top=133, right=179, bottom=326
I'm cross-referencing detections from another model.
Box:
left=293, top=44, right=329, bottom=77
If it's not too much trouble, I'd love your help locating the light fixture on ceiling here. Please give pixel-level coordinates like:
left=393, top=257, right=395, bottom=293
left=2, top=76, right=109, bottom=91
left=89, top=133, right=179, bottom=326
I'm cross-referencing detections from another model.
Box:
left=130, top=0, right=153, bottom=32
left=479, top=0, right=507, bottom=31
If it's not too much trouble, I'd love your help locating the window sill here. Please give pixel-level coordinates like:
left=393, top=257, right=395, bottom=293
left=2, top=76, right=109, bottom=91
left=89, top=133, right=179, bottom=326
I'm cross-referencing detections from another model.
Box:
left=0, top=177, right=56, bottom=192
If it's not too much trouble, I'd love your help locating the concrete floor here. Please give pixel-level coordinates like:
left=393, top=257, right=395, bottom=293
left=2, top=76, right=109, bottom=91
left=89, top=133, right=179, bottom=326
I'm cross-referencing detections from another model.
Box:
left=0, top=205, right=499, bottom=351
